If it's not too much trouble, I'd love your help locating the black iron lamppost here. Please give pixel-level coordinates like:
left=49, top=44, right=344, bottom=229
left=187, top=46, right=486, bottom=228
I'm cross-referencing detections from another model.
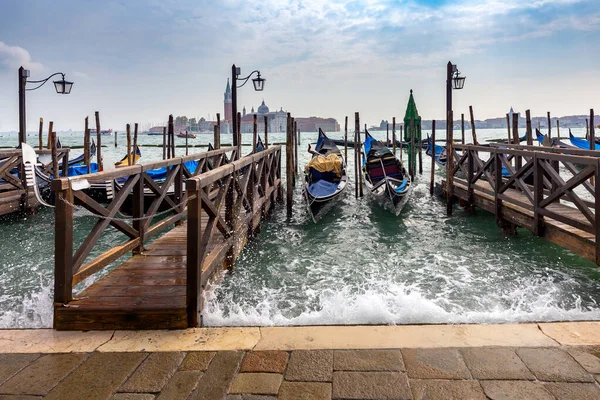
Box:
left=18, top=66, right=73, bottom=145
left=446, top=61, right=466, bottom=216
left=231, top=64, right=265, bottom=158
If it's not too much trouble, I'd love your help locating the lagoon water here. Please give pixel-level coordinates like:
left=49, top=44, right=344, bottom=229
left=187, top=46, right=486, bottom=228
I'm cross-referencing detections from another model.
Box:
left=1, top=127, right=599, bottom=328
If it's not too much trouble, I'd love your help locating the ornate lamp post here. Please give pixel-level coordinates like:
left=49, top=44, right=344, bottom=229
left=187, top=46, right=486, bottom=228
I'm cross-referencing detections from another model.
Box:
left=446, top=61, right=465, bottom=216
left=231, top=64, right=265, bottom=158
left=18, top=66, right=73, bottom=145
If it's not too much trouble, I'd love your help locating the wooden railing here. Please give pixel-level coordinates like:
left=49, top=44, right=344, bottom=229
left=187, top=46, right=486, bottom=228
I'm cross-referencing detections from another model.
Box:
left=53, top=146, right=238, bottom=305
left=450, top=144, right=600, bottom=260
left=186, top=145, right=282, bottom=326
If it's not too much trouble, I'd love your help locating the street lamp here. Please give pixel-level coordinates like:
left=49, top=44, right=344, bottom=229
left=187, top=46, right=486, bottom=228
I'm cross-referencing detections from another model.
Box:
left=446, top=61, right=465, bottom=216
left=231, top=64, right=265, bottom=158
left=18, top=66, right=73, bottom=145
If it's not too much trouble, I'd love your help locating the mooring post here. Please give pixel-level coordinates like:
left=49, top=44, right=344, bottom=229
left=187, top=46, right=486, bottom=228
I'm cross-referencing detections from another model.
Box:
left=586, top=118, right=590, bottom=140
left=38, top=118, right=43, bottom=150
left=286, top=113, right=293, bottom=218
left=295, top=122, right=299, bottom=176
left=344, top=116, right=348, bottom=163
left=399, top=125, right=403, bottom=161
left=237, top=112, right=242, bottom=158
left=591, top=109, right=596, bottom=149
left=216, top=113, right=221, bottom=149
left=386, top=123, right=390, bottom=145
left=50, top=130, right=59, bottom=181
left=126, top=124, right=132, bottom=165
left=417, top=118, right=423, bottom=175
left=185, top=129, right=189, bottom=156
left=547, top=112, right=552, bottom=139
left=133, top=123, right=139, bottom=164
left=392, top=117, right=397, bottom=156
left=446, top=110, right=454, bottom=216
left=461, top=114, right=465, bottom=144
left=114, top=131, right=118, bottom=148
left=357, top=113, right=363, bottom=198
left=354, top=112, right=359, bottom=198
left=264, top=115, right=268, bottom=149
left=429, top=120, right=436, bottom=195
left=95, top=111, right=103, bottom=171
left=162, top=127, right=167, bottom=160
left=168, top=115, right=174, bottom=159
left=253, top=114, right=258, bottom=153
left=409, top=118, right=415, bottom=181
left=595, top=157, right=600, bottom=264
left=526, top=110, right=533, bottom=146
left=186, top=178, right=202, bottom=327
left=506, top=113, right=511, bottom=144
left=53, top=179, right=74, bottom=306
left=557, top=120, right=561, bottom=140
left=513, top=113, right=521, bottom=169
left=47, top=121, right=53, bottom=152
left=469, top=106, right=478, bottom=144
left=132, top=163, right=145, bottom=254
left=84, top=117, right=90, bottom=174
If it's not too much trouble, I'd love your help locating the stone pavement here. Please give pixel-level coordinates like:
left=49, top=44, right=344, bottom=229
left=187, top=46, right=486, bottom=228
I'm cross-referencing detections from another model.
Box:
left=0, top=323, right=599, bottom=399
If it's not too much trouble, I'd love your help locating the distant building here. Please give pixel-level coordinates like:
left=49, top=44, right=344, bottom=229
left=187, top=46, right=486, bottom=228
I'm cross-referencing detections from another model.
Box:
left=296, top=117, right=340, bottom=132
left=239, top=100, right=288, bottom=133
left=224, top=79, right=232, bottom=124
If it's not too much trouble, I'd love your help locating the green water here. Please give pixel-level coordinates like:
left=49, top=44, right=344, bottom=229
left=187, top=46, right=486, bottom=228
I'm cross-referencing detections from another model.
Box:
left=0, top=128, right=599, bottom=328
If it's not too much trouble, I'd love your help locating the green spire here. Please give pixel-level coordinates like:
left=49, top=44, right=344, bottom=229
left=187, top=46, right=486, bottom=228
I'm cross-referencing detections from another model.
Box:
left=225, top=78, right=231, bottom=93
left=403, top=89, right=421, bottom=123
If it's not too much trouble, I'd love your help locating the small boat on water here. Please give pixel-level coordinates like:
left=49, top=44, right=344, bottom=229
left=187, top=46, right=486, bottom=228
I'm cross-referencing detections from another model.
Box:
left=89, top=129, right=113, bottom=136
left=363, top=129, right=412, bottom=215
left=569, top=131, right=600, bottom=150
left=176, top=131, right=196, bottom=139
left=303, top=129, right=347, bottom=222
left=425, top=135, right=447, bottom=167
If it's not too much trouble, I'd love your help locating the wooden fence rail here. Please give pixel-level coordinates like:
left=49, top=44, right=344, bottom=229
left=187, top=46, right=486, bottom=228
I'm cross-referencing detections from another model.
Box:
left=186, top=145, right=282, bottom=326
left=53, top=146, right=238, bottom=305
left=449, top=144, right=600, bottom=263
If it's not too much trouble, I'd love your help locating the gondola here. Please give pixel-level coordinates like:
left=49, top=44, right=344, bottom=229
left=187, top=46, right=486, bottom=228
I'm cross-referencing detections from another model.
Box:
left=425, top=134, right=447, bottom=167
left=303, top=129, right=347, bottom=222
left=362, top=129, right=412, bottom=215
left=569, top=131, right=599, bottom=150
left=332, top=138, right=428, bottom=149
left=536, top=129, right=573, bottom=148
left=115, top=145, right=142, bottom=167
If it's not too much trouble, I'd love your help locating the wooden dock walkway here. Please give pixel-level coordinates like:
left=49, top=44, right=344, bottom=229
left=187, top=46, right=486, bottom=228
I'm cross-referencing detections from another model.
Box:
left=445, top=143, right=600, bottom=264
left=52, top=145, right=282, bottom=330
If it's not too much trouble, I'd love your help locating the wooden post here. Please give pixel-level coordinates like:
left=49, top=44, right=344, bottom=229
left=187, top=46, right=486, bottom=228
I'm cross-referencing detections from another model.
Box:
left=417, top=119, right=423, bottom=175
left=538, top=121, right=541, bottom=131
left=126, top=124, right=132, bottom=165
left=186, top=178, right=201, bottom=327
left=586, top=119, right=590, bottom=139
left=409, top=118, right=415, bottom=181
left=215, top=113, right=221, bottom=149
left=357, top=113, right=363, bottom=197
left=168, top=115, right=175, bottom=158
left=133, top=123, right=139, bottom=164
left=461, top=114, right=465, bottom=144
left=344, top=116, right=348, bottom=162
left=513, top=113, right=521, bottom=169
left=399, top=126, right=403, bottom=161
left=47, top=121, right=53, bottom=153
left=557, top=120, right=561, bottom=140
left=95, top=111, right=103, bottom=171
left=446, top=110, right=454, bottom=216
left=53, top=182, right=74, bottom=305
left=162, top=127, right=167, bottom=160
left=591, top=109, right=595, bottom=150
left=294, top=121, right=299, bottom=177
left=264, top=115, right=268, bottom=149
left=506, top=114, right=511, bottom=143
left=253, top=114, right=258, bottom=152
left=38, top=118, right=43, bottom=150
left=185, top=129, right=189, bottom=156
left=386, top=123, right=389, bottom=145
left=286, top=113, right=293, bottom=218
left=237, top=112, right=242, bottom=158
left=469, top=106, right=478, bottom=144
left=114, top=131, right=118, bottom=148
left=51, top=130, right=58, bottom=179
left=430, top=120, right=436, bottom=195
left=354, top=113, right=359, bottom=198
left=392, top=117, right=397, bottom=155
left=84, top=117, right=90, bottom=174
left=526, top=110, right=533, bottom=146
left=547, top=112, right=552, bottom=139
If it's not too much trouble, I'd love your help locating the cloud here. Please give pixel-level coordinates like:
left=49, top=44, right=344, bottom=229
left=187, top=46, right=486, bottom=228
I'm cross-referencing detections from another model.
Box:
left=0, top=42, right=44, bottom=72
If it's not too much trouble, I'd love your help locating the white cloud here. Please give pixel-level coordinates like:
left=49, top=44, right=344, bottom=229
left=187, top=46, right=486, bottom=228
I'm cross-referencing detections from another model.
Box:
left=0, top=42, right=44, bottom=72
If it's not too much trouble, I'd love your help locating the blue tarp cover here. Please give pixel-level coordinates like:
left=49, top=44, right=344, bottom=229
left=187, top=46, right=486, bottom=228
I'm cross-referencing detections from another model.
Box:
left=570, top=134, right=600, bottom=150
left=308, top=180, right=338, bottom=197
left=64, top=163, right=99, bottom=176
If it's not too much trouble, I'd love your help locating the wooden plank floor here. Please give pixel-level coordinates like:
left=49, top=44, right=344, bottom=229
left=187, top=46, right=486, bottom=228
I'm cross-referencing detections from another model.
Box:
left=54, top=217, right=228, bottom=330
left=450, top=179, right=597, bottom=262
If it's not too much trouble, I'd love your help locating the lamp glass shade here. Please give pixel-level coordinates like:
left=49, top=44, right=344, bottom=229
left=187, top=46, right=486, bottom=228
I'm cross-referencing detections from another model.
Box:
left=452, top=76, right=465, bottom=90
left=252, top=76, right=265, bottom=91
left=53, top=79, right=73, bottom=94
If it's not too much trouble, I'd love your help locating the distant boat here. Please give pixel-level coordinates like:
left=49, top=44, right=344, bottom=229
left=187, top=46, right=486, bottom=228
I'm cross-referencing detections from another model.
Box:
left=176, top=131, right=196, bottom=139
left=89, top=129, right=113, bottom=136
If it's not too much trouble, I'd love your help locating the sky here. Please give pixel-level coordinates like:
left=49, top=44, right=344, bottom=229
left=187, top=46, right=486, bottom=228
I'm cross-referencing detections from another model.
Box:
left=0, top=0, right=598, bottom=132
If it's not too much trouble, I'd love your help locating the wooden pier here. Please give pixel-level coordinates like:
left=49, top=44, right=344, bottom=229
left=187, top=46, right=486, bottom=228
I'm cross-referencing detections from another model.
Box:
left=52, top=145, right=282, bottom=330
left=445, top=143, right=600, bottom=264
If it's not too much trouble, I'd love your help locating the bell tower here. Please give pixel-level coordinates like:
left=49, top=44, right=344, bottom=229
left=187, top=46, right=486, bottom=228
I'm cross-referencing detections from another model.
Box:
left=224, top=79, right=232, bottom=123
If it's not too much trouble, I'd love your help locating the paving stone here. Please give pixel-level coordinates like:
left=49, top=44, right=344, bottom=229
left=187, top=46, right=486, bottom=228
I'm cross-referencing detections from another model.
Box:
left=0, top=355, right=40, bottom=386
left=334, top=350, right=404, bottom=372
left=188, top=351, right=244, bottom=400
left=229, top=373, right=282, bottom=395
left=410, top=379, right=486, bottom=400
left=0, top=396, right=42, bottom=400
left=111, top=394, right=156, bottom=400
left=332, top=371, right=411, bottom=399
left=278, top=381, right=331, bottom=400
left=240, top=351, right=289, bottom=373
left=155, top=371, right=201, bottom=400
left=517, top=348, right=594, bottom=382
left=0, top=353, right=87, bottom=396
left=180, top=352, right=216, bottom=371
left=226, top=396, right=276, bottom=400
left=119, top=352, right=185, bottom=393
left=596, top=374, right=600, bottom=384
left=544, top=382, right=600, bottom=400
left=480, top=380, right=554, bottom=400
left=567, top=348, right=600, bottom=374
left=44, top=352, right=147, bottom=400
left=461, top=348, right=534, bottom=380
left=402, top=348, right=470, bottom=379
left=286, top=350, right=332, bottom=382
